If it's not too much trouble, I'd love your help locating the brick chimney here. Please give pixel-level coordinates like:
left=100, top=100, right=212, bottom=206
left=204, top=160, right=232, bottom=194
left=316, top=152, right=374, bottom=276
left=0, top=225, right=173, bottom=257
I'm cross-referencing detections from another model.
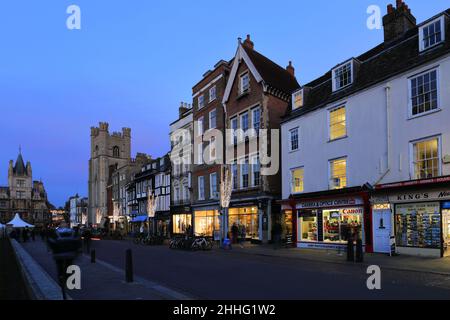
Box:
left=243, top=34, right=254, bottom=50
left=179, top=102, right=190, bottom=118
left=286, top=61, right=295, bottom=77
left=383, top=0, right=416, bottom=43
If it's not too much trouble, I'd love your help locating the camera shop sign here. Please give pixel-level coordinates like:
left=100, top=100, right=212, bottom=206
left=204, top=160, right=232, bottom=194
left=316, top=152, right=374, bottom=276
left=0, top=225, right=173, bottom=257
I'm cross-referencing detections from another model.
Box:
left=296, top=197, right=363, bottom=209
left=390, top=190, right=450, bottom=203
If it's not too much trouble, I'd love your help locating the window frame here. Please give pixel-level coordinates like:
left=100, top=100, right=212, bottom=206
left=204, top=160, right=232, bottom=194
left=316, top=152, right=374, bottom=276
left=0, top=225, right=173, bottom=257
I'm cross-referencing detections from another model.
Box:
left=210, top=172, right=218, bottom=199
left=251, top=106, right=261, bottom=134
left=332, top=61, right=354, bottom=92
left=409, top=135, right=442, bottom=180
left=240, top=72, right=250, bottom=94
left=239, top=157, right=249, bottom=189
left=328, top=157, right=348, bottom=190
left=209, top=85, right=217, bottom=102
left=290, top=167, right=304, bottom=194
left=407, top=67, right=440, bottom=119
left=289, top=127, right=299, bottom=152
left=419, top=16, right=446, bottom=52
left=328, top=105, right=347, bottom=141
left=198, top=176, right=205, bottom=200
left=250, top=154, right=260, bottom=187
left=292, top=89, right=304, bottom=109
left=209, top=109, right=217, bottom=129
left=198, top=94, right=205, bottom=110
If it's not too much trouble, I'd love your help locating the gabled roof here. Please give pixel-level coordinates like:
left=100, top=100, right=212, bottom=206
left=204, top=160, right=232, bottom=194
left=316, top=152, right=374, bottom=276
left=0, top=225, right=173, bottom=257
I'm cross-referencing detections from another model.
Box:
left=283, top=8, right=450, bottom=123
left=223, top=41, right=299, bottom=103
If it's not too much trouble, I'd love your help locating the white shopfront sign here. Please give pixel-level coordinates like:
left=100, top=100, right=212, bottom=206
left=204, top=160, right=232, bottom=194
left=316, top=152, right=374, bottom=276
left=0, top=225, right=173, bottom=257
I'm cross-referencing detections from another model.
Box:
left=389, top=190, right=450, bottom=203
left=296, top=197, right=363, bottom=209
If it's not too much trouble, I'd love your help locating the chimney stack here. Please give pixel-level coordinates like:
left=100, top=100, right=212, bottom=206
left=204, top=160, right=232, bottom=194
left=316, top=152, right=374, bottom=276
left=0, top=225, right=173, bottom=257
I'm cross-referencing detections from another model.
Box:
left=383, top=1, right=416, bottom=43
left=286, top=61, right=295, bottom=77
left=243, top=34, right=254, bottom=50
left=179, top=102, right=190, bottom=118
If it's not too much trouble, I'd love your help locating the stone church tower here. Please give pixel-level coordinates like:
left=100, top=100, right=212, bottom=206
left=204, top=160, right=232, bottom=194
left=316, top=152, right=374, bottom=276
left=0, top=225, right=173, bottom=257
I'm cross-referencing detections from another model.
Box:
left=88, top=122, right=131, bottom=224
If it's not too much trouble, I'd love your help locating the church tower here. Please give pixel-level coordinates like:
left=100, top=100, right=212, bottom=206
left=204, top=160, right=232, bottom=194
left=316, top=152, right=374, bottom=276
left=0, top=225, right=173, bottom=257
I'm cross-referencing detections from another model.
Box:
left=88, top=122, right=131, bottom=224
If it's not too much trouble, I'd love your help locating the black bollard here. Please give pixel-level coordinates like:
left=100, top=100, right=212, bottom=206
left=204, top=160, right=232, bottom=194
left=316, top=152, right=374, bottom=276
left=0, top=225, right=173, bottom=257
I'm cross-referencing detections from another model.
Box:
left=347, top=236, right=355, bottom=262
left=125, top=249, right=133, bottom=283
left=91, top=250, right=96, bottom=263
left=355, top=238, right=364, bottom=262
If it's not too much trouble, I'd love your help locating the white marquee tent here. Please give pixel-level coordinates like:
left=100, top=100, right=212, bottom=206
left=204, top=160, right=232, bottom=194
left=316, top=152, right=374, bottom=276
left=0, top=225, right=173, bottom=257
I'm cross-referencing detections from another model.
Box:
left=6, top=213, right=34, bottom=228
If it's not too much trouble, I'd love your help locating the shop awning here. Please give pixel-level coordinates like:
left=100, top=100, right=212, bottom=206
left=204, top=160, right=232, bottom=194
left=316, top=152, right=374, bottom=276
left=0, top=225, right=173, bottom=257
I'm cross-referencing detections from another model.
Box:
left=131, top=215, right=147, bottom=223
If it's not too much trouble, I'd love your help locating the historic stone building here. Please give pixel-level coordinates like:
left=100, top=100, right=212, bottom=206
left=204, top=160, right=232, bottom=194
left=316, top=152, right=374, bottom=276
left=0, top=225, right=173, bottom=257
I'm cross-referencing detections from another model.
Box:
left=88, top=122, right=132, bottom=224
left=0, top=151, right=52, bottom=227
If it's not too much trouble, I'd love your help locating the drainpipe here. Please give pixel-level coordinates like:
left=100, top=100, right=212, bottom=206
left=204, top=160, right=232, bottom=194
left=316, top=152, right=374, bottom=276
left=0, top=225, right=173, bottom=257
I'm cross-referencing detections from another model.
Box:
left=374, top=82, right=391, bottom=185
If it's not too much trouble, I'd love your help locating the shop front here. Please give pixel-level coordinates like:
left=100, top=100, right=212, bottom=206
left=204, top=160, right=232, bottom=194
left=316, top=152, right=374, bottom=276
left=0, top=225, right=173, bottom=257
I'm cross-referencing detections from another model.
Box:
left=192, top=205, right=220, bottom=238
left=228, top=206, right=261, bottom=241
left=171, top=205, right=192, bottom=236
left=282, top=188, right=371, bottom=252
left=373, top=177, right=450, bottom=258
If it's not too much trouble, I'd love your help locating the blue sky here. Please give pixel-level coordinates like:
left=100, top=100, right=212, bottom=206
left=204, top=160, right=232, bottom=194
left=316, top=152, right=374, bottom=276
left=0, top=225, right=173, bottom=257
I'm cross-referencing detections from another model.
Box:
left=0, top=0, right=448, bottom=207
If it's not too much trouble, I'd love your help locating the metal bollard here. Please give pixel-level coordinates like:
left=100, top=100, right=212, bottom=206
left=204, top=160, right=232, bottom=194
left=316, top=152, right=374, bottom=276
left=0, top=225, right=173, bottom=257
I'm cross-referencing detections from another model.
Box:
left=355, top=238, right=364, bottom=263
left=347, top=236, right=355, bottom=262
left=125, top=249, right=133, bottom=283
left=91, top=250, right=96, bottom=263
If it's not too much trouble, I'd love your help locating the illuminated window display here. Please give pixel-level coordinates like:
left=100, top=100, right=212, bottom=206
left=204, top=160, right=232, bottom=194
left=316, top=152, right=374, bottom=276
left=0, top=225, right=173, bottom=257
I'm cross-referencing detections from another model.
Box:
left=395, top=202, right=441, bottom=249
left=228, top=206, right=260, bottom=240
left=194, top=210, right=219, bottom=236
left=300, top=211, right=317, bottom=241
left=323, top=208, right=362, bottom=243
left=173, top=214, right=192, bottom=234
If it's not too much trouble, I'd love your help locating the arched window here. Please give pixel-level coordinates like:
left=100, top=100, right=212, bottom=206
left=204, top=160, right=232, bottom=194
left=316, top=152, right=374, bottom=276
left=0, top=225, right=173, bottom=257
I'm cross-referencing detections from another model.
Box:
left=113, top=146, right=120, bottom=158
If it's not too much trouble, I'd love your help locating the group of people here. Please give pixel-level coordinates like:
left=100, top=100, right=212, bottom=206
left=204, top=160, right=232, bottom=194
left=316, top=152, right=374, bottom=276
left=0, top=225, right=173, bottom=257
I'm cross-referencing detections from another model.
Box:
left=230, top=223, right=247, bottom=248
left=9, top=226, right=36, bottom=242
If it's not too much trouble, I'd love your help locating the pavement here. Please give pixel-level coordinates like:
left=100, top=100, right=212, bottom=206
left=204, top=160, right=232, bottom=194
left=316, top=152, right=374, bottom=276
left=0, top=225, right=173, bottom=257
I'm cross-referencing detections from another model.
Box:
left=221, top=243, right=450, bottom=276
left=17, top=238, right=450, bottom=300
left=20, top=239, right=192, bottom=300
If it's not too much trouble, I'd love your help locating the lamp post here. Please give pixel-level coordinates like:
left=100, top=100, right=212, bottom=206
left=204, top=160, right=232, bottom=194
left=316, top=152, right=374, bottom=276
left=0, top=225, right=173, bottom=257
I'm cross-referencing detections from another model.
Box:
left=220, top=165, right=232, bottom=243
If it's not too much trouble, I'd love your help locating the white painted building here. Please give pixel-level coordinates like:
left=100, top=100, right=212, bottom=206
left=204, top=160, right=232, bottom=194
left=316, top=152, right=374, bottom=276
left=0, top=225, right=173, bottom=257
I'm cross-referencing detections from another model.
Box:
left=281, top=2, right=450, bottom=257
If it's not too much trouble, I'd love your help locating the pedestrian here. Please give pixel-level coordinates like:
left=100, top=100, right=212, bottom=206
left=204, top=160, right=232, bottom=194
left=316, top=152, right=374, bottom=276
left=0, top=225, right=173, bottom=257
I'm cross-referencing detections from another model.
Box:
left=239, top=225, right=246, bottom=248
left=272, top=221, right=282, bottom=250
left=82, top=227, right=92, bottom=254
left=231, top=223, right=239, bottom=244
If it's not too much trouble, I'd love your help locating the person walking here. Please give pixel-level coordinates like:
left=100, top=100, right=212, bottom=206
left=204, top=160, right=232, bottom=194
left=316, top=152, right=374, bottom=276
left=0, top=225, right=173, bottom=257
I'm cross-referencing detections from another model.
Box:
left=82, top=227, right=92, bottom=254
left=231, top=223, right=239, bottom=244
left=272, top=222, right=282, bottom=250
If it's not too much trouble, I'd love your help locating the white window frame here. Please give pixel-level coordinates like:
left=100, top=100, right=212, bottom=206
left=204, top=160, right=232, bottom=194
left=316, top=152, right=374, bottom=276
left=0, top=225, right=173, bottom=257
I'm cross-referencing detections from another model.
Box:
left=289, top=127, right=299, bottom=152
left=328, top=105, right=347, bottom=141
left=209, top=109, right=217, bottom=129
left=232, top=161, right=238, bottom=190
left=198, top=94, right=205, bottom=109
left=292, top=89, right=304, bottom=109
left=409, top=135, right=442, bottom=180
left=240, top=72, right=250, bottom=94
left=408, top=67, right=440, bottom=119
left=239, top=111, right=249, bottom=142
left=328, top=157, right=348, bottom=190
left=197, top=116, right=204, bottom=136
left=290, top=167, right=304, bottom=194
left=210, top=173, right=218, bottom=199
left=230, top=117, right=238, bottom=145
left=252, top=107, right=261, bottom=134
left=239, top=158, right=249, bottom=189
left=197, top=142, right=203, bottom=165
left=198, top=176, right=205, bottom=200
left=332, top=61, right=354, bottom=92
left=250, top=154, right=260, bottom=187
left=419, top=16, right=446, bottom=52
left=209, top=85, right=217, bottom=102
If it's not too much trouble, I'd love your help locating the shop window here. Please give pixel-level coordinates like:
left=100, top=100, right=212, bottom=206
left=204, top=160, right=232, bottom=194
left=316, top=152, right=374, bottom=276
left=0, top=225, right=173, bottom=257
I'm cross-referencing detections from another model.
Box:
left=229, top=206, right=259, bottom=240
left=329, top=158, right=347, bottom=189
left=412, top=137, right=440, bottom=179
left=300, top=211, right=317, bottom=242
left=395, top=202, right=441, bottom=249
left=329, top=106, right=347, bottom=141
left=173, top=214, right=192, bottom=234
left=323, top=208, right=362, bottom=243
left=194, top=210, right=219, bottom=237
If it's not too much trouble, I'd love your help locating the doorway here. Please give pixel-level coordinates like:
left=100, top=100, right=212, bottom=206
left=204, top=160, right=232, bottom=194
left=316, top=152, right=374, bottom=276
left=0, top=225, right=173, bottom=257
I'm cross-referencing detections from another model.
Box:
left=373, top=209, right=391, bottom=253
left=442, top=210, right=450, bottom=257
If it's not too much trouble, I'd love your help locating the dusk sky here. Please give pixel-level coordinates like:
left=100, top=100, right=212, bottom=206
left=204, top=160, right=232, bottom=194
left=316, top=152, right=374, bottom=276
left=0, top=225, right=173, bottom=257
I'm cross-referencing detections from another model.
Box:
left=1, top=0, right=448, bottom=207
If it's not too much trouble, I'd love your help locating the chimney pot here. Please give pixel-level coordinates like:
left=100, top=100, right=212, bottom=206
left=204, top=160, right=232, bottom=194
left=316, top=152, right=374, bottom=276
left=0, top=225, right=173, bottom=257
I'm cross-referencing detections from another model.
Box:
left=243, top=34, right=254, bottom=50
left=286, top=61, right=295, bottom=77
left=383, top=1, right=416, bottom=43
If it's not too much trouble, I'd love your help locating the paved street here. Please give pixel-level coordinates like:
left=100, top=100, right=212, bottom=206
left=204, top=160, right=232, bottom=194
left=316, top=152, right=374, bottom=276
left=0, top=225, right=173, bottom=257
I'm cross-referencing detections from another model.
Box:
left=20, top=239, right=450, bottom=300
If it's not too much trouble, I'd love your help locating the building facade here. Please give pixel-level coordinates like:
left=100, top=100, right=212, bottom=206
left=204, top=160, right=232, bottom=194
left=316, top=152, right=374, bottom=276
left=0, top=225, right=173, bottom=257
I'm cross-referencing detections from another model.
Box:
left=222, top=35, right=299, bottom=243
left=281, top=2, right=450, bottom=257
left=170, top=103, right=193, bottom=235
left=69, top=194, right=88, bottom=227
left=0, top=151, right=51, bottom=228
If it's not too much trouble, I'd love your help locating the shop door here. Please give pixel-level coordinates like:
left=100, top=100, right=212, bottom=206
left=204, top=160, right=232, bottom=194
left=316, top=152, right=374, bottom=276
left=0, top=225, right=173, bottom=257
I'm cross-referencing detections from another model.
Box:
left=373, top=209, right=391, bottom=253
left=442, top=210, right=450, bottom=257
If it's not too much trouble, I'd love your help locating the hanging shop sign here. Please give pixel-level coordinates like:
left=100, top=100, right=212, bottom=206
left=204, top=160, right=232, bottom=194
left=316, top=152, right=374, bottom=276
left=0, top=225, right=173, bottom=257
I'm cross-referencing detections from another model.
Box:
left=296, top=197, right=363, bottom=209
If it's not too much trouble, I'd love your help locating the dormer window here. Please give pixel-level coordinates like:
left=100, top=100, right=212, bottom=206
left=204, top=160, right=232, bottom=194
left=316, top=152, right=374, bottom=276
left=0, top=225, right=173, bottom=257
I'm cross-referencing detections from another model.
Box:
left=419, top=16, right=445, bottom=52
left=240, top=72, right=250, bottom=94
left=332, top=61, right=353, bottom=92
left=292, top=89, right=304, bottom=110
